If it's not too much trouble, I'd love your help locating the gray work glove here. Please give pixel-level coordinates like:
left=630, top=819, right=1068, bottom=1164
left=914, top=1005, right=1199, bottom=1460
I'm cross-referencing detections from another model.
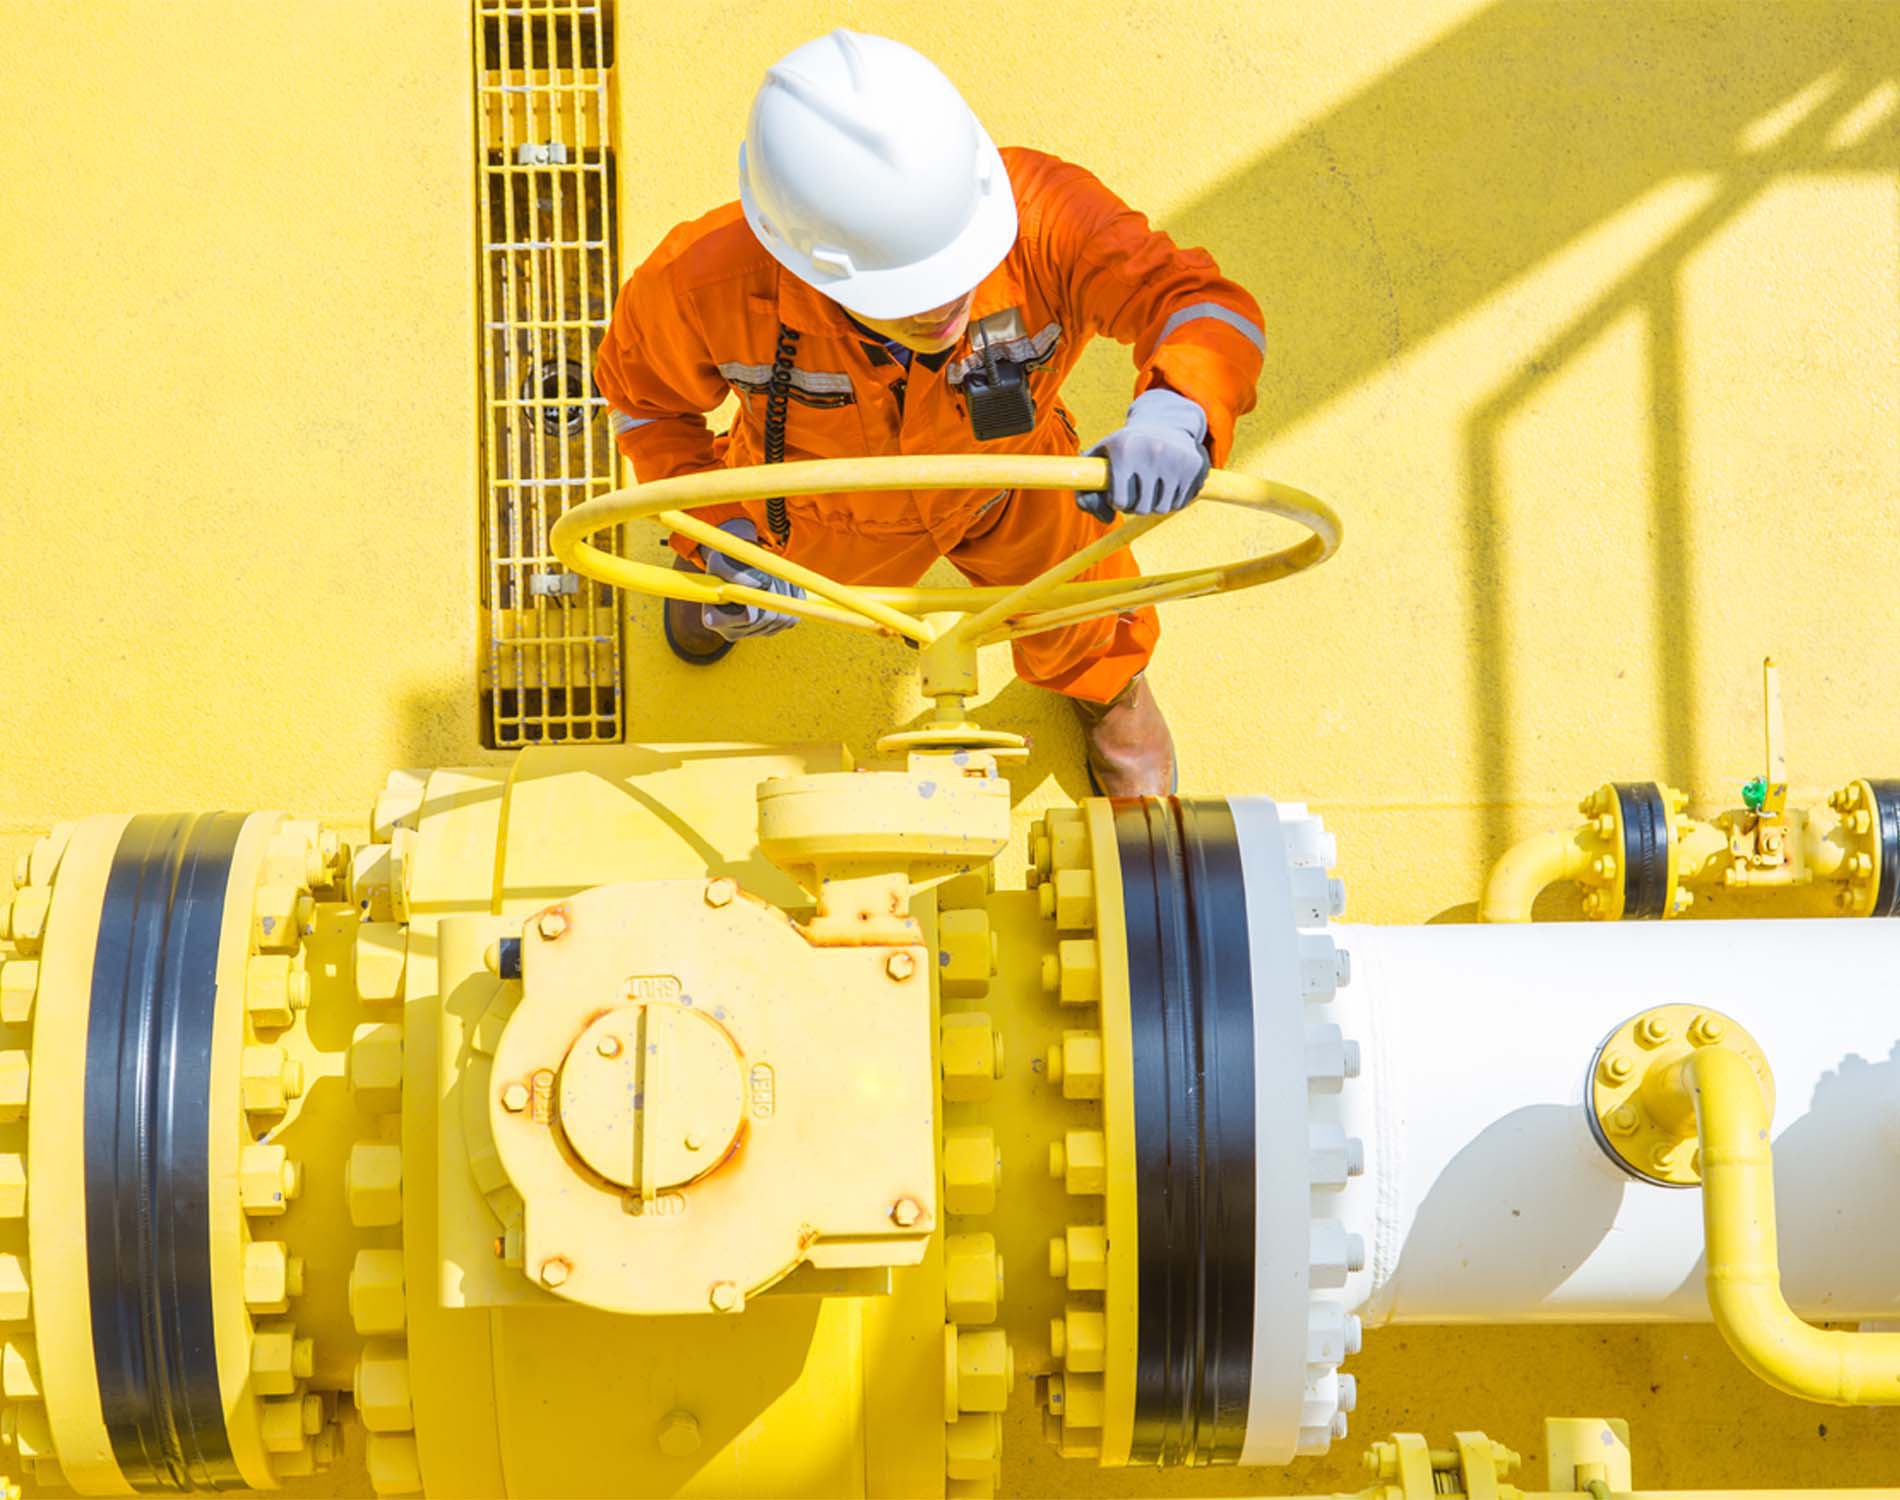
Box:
left=701, top=518, right=804, bottom=639
left=1078, top=388, right=1213, bottom=521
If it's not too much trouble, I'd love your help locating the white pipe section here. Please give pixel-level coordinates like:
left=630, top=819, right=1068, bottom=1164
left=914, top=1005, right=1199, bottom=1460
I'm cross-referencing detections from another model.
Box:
left=1327, top=919, right=1900, bottom=1325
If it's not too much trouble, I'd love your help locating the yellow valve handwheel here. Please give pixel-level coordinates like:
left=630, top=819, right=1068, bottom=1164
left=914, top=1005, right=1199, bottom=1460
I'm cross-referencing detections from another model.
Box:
left=549, top=454, right=1340, bottom=651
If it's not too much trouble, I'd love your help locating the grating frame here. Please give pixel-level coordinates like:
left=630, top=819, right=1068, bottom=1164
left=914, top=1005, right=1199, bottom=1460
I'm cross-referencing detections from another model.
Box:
left=475, top=0, right=624, bottom=746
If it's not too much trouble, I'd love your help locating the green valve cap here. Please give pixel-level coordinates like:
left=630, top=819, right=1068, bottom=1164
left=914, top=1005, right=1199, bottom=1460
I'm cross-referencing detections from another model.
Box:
left=1742, top=777, right=1767, bottom=812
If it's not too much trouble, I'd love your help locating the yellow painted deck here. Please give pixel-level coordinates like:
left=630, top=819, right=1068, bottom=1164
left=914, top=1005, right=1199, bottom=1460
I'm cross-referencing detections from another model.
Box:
left=3, top=2, right=1897, bottom=1493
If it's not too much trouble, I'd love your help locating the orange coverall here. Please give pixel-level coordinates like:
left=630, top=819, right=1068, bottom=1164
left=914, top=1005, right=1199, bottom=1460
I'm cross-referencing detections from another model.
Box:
left=594, top=147, right=1264, bottom=702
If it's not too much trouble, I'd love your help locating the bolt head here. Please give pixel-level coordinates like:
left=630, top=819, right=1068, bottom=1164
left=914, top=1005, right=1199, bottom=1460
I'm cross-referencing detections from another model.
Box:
left=1650, top=1140, right=1679, bottom=1170
left=704, top=878, right=735, bottom=908
left=1690, top=1013, right=1727, bottom=1045
left=657, top=1410, right=701, bottom=1458
left=501, top=1082, right=529, bottom=1113
left=596, top=1035, right=622, bottom=1059
left=1582, top=891, right=1603, bottom=915
left=539, top=1258, right=570, bottom=1288
left=886, top=951, right=917, bottom=982
left=1638, top=1014, right=1672, bottom=1046
left=1601, top=1052, right=1634, bottom=1084
left=708, top=1280, right=740, bottom=1312
left=536, top=910, right=568, bottom=940
left=1608, top=1104, right=1640, bottom=1136
left=890, top=1196, right=922, bottom=1228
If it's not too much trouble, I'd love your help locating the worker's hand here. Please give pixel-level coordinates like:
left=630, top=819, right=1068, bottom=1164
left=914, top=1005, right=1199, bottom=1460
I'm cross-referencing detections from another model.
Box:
left=700, top=518, right=804, bottom=639
left=1078, top=388, right=1212, bottom=522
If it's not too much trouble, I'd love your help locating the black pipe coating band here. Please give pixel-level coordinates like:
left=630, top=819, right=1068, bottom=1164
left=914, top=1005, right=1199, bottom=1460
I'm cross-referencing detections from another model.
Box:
left=1112, top=797, right=1255, bottom=1465
left=1613, top=783, right=1670, bottom=920
left=1866, top=781, right=1900, bottom=919
left=86, top=812, right=249, bottom=1492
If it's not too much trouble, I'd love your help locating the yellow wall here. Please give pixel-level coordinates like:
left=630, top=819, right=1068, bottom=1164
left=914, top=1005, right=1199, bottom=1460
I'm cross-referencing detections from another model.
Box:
left=4, top=0, right=1899, bottom=1493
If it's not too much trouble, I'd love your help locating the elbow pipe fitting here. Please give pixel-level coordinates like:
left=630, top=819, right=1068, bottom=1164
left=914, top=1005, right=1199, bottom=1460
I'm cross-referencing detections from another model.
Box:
left=1479, top=829, right=1594, bottom=923
left=1593, top=1007, right=1900, bottom=1405
left=1481, top=782, right=1676, bottom=923
left=1685, top=1043, right=1900, bottom=1405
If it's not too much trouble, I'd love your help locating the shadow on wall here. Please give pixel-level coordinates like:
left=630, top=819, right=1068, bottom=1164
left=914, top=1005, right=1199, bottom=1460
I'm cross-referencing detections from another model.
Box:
left=1068, top=0, right=1897, bottom=863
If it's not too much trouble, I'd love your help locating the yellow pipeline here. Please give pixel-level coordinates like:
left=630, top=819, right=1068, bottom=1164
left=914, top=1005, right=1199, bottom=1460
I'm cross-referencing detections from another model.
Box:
left=1478, top=827, right=1595, bottom=923
left=1683, top=1045, right=1900, bottom=1405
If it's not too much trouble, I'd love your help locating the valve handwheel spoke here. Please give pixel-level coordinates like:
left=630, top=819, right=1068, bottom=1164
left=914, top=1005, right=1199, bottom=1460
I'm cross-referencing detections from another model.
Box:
left=549, top=454, right=1340, bottom=651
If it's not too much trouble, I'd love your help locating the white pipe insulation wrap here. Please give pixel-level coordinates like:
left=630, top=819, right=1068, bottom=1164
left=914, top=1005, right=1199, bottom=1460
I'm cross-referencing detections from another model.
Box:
left=1329, top=918, right=1900, bottom=1326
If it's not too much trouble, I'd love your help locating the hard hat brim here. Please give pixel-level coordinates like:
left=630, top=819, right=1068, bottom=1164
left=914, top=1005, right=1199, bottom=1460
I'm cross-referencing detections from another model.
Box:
left=740, top=132, right=1019, bottom=322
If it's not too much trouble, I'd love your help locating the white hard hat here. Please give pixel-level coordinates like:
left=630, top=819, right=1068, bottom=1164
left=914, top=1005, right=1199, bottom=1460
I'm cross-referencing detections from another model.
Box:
left=738, top=30, right=1017, bottom=320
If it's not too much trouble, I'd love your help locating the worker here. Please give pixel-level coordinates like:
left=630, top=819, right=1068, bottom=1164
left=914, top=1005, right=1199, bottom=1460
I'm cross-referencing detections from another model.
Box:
left=594, top=30, right=1264, bottom=795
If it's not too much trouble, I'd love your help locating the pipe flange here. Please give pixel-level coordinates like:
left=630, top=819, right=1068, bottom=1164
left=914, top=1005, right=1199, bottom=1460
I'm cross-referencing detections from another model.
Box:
left=1588, top=1004, right=1773, bottom=1187
left=1828, top=779, right=1900, bottom=918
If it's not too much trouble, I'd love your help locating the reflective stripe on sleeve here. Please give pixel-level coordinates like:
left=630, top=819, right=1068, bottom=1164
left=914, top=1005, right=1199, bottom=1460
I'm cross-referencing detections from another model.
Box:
left=608, top=409, right=656, bottom=435
left=1153, top=301, right=1266, bottom=354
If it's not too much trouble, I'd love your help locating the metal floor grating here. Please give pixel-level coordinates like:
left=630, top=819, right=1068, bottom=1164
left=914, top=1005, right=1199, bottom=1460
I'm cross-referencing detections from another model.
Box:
left=475, top=0, right=623, bottom=746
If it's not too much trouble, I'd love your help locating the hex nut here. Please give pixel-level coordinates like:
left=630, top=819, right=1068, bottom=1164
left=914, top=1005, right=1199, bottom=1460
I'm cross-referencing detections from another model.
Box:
left=0, top=1155, right=24, bottom=1220
left=0, top=1254, right=27, bottom=1324
left=3, top=888, right=50, bottom=951
left=252, top=1324, right=301, bottom=1397
left=954, top=1328, right=1014, bottom=1412
left=945, top=1412, right=1004, bottom=1484
left=1058, top=1226, right=1107, bottom=1291
left=355, top=922, right=407, bottom=1006
left=1059, top=1306, right=1107, bottom=1372
left=349, top=1249, right=406, bottom=1335
left=1052, top=870, right=1096, bottom=931
left=366, top=1431, right=422, bottom=1496
left=240, top=1045, right=294, bottom=1115
left=1056, top=1031, right=1104, bottom=1100
left=353, top=1340, right=415, bottom=1433
left=246, top=953, right=306, bottom=1030
left=940, top=1013, right=1000, bottom=1103
left=244, top=1241, right=295, bottom=1314
left=0, top=1053, right=29, bottom=1123
left=349, top=1022, right=404, bottom=1115
left=0, top=961, right=38, bottom=1027
left=1055, top=1129, right=1106, bottom=1195
left=346, top=1141, right=403, bottom=1228
left=1056, top=939, right=1101, bottom=1005
left=942, top=1126, right=999, bottom=1215
left=260, top=1396, right=310, bottom=1454
left=944, top=1232, right=1002, bottom=1324
left=239, top=1142, right=300, bottom=1216
left=937, top=909, right=994, bottom=998
left=253, top=882, right=312, bottom=954
left=1048, top=812, right=1090, bottom=872
left=1, top=1336, right=39, bottom=1400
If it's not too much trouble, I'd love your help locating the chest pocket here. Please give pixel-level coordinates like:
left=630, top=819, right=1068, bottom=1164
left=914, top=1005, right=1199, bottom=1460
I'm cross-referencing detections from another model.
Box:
left=717, top=359, right=866, bottom=460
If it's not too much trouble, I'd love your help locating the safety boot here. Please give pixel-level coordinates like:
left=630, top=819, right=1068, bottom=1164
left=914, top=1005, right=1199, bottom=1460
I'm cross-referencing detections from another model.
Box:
left=662, top=554, right=734, bottom=666
left=1070, top=674, right=1177, bottom=797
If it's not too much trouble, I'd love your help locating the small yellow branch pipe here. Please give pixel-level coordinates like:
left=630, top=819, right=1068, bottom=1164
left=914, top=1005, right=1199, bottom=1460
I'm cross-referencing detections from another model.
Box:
left=1479, top=828, right=1595, bottom=923
left=1683, top=1044, right=1900, bottom=1405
